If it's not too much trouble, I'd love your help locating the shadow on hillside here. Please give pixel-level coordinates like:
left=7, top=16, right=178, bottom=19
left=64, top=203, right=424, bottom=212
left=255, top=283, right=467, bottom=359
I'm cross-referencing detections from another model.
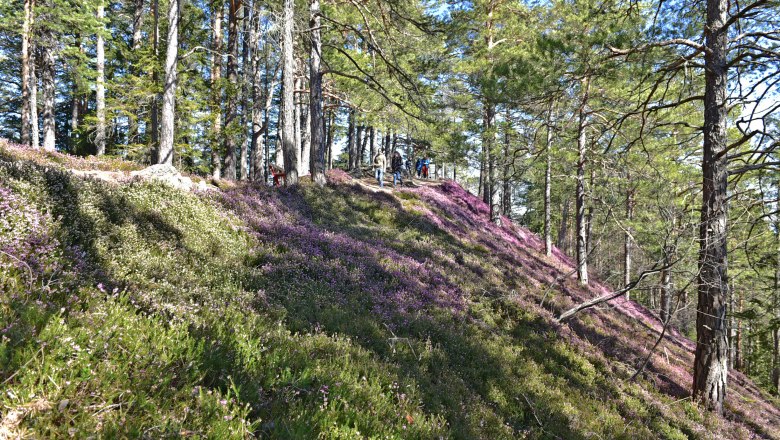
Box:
left=211, top=182, right=629, bottom=438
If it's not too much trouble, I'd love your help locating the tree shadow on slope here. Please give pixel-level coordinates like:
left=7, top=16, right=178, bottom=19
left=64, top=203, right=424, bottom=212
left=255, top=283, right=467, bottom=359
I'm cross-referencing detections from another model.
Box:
left=215, top=183, right=662, bottom=439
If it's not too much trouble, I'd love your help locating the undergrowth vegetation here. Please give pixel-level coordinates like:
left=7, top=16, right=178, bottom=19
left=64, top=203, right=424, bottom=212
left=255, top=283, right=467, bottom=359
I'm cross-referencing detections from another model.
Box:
left=1, top=142, right=778, bottom=438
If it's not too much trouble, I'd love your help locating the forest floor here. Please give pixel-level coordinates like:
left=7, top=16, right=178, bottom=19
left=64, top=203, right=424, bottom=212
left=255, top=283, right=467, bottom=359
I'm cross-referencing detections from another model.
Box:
left=1, top=139, right=779, bottom=439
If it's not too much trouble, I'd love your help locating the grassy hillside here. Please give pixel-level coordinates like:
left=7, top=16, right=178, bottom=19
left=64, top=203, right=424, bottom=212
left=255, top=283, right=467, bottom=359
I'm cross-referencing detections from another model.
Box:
left=1, top=140, right=779, bottom=439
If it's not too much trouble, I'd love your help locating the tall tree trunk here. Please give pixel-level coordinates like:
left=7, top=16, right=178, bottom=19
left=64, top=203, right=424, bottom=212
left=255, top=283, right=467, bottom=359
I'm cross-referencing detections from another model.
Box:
left=735, top=292, right=743, bottom=370
left=544, top=104, right=553, bottom=256
left=158, top=0, right=179, bottom=165
left=21, top=0, right=34, bottom=146
left=355, top=125, right=365, bottom=170
left=95, top=1, right=106, bottom=155
left=346, top=109, right=355, bottom=170
left=30, top=45, right=39, bottom=149
left=369, top=126, right=376, bottom=162
left=479, top=145, right=486, bottom=202
left=624, top=185, right=634, bottom=292
left=484, top=103, right=500, bottom=225
left=129, top=0, right=145, bottom=144
left=355, top=125, right=364, bottom=169
left=223, top=0, right=241, bottom=179
left=281, top=0, right=298, bottom=184
left=502, top=112, right=511, bottom=217
left=40, top=28, right=56, bottom=152
left=309, top=0, right=326, bottom=185
left=693, top=0, right=729, bottom=414
left=132, top=0, right=145, bottom=50
left=660, top=246, right=674, bottom=323
left=326, top=108, right=335, bottom=169
left=70, top=80, right=79, bottom=147
left=210, top=0, right=223, bottom=178
left=239, top=1, right=250, bottom=180
left=773, top=209, right=780, bottom=395
left=150, top=0, right=159, bottom=162
left=576, top=77, right=590, bottom=286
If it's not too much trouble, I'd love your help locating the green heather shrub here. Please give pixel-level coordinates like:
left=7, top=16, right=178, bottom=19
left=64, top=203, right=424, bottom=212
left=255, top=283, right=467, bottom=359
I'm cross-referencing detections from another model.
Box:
left=1, top=146, right=777, bottom=439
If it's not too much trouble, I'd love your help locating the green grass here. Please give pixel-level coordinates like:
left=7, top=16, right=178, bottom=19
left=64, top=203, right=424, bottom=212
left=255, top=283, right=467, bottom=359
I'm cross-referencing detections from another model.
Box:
left=0, top=144, right=774, bottom=439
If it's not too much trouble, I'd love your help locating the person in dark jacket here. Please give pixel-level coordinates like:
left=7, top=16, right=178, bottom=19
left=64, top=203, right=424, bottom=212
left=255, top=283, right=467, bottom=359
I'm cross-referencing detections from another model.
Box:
left=415, top=158, right=423, bottom=177
left=391, top=151, right=404, bottom=187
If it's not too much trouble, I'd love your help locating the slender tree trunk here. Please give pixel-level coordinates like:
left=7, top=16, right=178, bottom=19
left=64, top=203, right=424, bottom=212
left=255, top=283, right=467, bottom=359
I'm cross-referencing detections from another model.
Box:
left=30, top=45, right=39, bottom=149
left=624, top=186, right=634, bottom=293
left=158, top=0, right=179, bottom=165
left=773, top=210, right=780, bottom=395
left=223, top=0, right=241, bottom=179
left=129, top=0, right=145, bottom=144
left=21, top=0, right=34, bottom=146
left=735, top=292, right=743, bottom=370
left=483, top=103, right=500, bottom=225
left=326, top=109, right=335, bottom=169
left=660, top=247, right=673, bottom=323
left=210, top=0, right=223, bottom=178
left=281, top=0, right=298, bottom=184
left=355, top=125, right=364, bottom=169
left=544, top=104, right=553, bottom=256
left=294, top=55, right=304, bottom=175
left=150, top=0, right=159, bottom=162
left=369, top=126, right=376, bottom=162
left=239, top=1, right=250, bottom=180
left=576, top=77, right=590, bottom=286
left=502, top=111, right=511, bottom=217
left=250, top=2, right=261, bottom=181
left=309, top=0, right=326, bottom=185
left=70, top=80, right=79, bottom=147
left=95, top=1, right=106, bottom=155
left=40, top=28, right=56, bottom=152
left=693, top=0, right=729, bottom=414
left=346, top=109, right=355, bottom=170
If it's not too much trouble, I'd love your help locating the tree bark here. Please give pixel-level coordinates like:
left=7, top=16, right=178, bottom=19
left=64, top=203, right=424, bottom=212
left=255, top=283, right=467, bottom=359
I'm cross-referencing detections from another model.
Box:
left=30, top=45, right=39, bottom=149
left=309, top=0, right=326, bottom=185
left=150, top=0, right=159, bottom=162
left=239, top=1, right=251, bottom=181
left=484, top=103, right=501, bottom=225
left=326, top=108, right=335, bottom=169
left=660, top=247, right=673, bottom=323
left=129, top=0, right=145, bottom=144
left=21, top=0, right=34, bottom=146
left=576, top=77, right=590, bottom=286
left=624, top=186, right=634, bottom=293
left=158, top=0, right=179, bottom=165
left=773, top=208, right=780, bottom=395
left=544, top=104, right=553, bottom=257
left=95, top=1, right=106, bottom=155
left=692, top=0, right=729, bottom=414
left=223, top=0, right=241, bottom=179
left=281, top=0, right=298, bottom=184
left=40, top=27, right=56, bottom=152
left=502, top=112, right=511, bottom=217
left=346, top=109, right=355, bottom=170
left=210, top=0, right=223, bottom=178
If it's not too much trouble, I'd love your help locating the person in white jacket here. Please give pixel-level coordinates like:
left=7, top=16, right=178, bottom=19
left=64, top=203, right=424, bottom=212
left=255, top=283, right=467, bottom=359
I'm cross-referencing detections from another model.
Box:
left=373, top=152, right=387, bottom=187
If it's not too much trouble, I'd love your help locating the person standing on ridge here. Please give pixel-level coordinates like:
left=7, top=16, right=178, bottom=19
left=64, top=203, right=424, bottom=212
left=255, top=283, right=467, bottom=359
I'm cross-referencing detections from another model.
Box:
left=373, top=151, right=387, bottom=187
left=391, top=151, right=404, bottom=187
left=422, top=157, right=430, bottom=179
left=416, top=157, right=423, bottom=178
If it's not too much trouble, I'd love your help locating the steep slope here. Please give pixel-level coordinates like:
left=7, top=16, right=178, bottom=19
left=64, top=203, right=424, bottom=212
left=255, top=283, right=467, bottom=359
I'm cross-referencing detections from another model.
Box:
left=1, top=140, right=778, bottom=439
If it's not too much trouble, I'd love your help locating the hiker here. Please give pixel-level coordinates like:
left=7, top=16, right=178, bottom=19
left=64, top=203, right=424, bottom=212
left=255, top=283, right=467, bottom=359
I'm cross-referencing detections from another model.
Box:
left=373, top=151, right=387, bottom=187
left=415, top=157, right=423, bottom=178
left=391, top=151, right=404, bottom=187
left=421, top=157, right=430, bottom=179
